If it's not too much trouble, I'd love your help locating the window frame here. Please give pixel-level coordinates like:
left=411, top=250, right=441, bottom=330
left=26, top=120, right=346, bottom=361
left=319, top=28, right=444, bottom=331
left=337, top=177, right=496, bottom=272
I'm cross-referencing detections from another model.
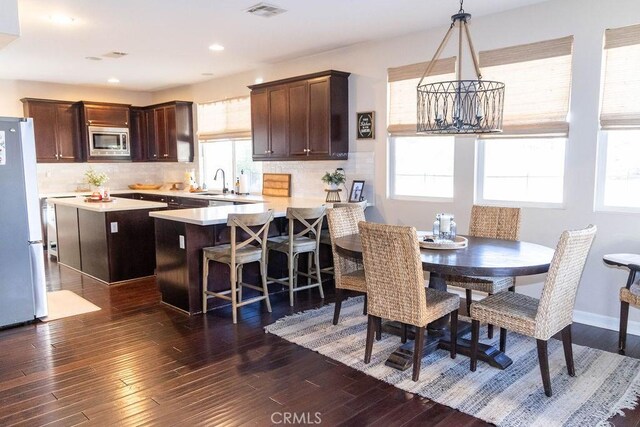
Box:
left=594, top=130, right=640, bottom=213
left=475, top=136, right=568, bottom=209
left=199, top=137, right=260, bottom=193
left=388, top=135, right=455, bottom=203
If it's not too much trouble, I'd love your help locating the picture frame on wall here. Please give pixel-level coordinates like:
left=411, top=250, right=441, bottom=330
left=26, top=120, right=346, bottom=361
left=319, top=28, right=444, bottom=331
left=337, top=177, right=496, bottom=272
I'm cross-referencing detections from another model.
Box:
left=349, top=180, right=365, bottom=202
left=356, top=112, right=375, bottom=139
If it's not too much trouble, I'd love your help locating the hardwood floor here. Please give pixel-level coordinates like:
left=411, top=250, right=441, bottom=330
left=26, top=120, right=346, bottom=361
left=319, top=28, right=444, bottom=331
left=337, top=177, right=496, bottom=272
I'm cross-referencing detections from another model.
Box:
left=1, top=257, right=639, bottom=426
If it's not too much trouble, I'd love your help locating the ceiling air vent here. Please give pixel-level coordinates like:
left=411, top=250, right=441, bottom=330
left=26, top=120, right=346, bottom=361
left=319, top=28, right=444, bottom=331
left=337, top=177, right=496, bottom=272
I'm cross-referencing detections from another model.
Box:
left=245, top=2, right=286, bottom=18
left=102, top=51, right=128, bottom=59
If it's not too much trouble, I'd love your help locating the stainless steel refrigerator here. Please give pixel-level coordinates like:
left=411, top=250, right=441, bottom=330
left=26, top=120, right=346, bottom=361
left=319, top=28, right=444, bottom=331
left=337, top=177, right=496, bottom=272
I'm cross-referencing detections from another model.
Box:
left=0, top=117, right=47, bottom=327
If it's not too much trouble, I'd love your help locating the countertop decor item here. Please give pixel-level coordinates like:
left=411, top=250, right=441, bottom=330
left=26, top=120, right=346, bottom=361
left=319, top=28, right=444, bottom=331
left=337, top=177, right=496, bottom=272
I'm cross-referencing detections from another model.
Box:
left=416, top=0, right=504, bottom=134
left=262, top=173, right=291, bottom=197
left=348, top=180, right=365, bottom=202
left=84, top=167, right=109, bottom=187
left=321, top=170, right=346, bottom=190
left=128, top=184, right=163, bottom=190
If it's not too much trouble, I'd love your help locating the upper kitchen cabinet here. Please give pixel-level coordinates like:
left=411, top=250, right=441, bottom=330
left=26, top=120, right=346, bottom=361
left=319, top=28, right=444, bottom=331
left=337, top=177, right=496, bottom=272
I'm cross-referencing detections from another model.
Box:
left=248, top=70, right=350, bottom=161
left=78, top=101, right=130, bottom=127
left=21, top=98, right=83, bottom=163
left=142, top=101, right=194, bottom=162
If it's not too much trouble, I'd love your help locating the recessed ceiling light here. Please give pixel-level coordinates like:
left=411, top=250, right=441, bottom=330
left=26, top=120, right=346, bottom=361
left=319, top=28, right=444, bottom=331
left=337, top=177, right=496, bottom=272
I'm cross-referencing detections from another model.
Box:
left=208, top=44, right=225, bottom=52
left=254, top=77, right=264, bottom=84
left=49, top=14, right=75, bottom=25
left=202, top=73, right=214, bottom=76
left=107, top=78, right=120, bottom=84
left=102, top=51, right=128, bottom=59
left=85, top=56, right=102, bottom=61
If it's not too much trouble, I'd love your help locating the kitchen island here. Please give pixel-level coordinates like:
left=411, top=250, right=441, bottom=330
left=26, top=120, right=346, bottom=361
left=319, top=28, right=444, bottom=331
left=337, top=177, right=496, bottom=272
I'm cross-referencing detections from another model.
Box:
left=49, top=196, right=166, bottom=284
left=149, top=198, right=331, bottom=315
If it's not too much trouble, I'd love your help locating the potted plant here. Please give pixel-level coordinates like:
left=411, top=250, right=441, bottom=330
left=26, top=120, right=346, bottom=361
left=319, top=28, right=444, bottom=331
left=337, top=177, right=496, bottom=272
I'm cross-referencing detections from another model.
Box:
left=321, top=170, right=346, bottom=190
left=85, top=167, right=109, bottom=199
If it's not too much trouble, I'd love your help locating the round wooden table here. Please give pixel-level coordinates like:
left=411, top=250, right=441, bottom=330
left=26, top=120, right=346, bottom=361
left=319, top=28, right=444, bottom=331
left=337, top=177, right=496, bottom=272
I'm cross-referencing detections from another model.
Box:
left=334, top=234, right=555, bottom=370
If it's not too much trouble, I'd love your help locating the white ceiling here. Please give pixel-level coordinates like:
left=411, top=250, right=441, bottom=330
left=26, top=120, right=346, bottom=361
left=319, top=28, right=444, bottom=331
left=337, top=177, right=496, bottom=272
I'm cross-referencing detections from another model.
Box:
left=0, top=0, right=549, bottom=91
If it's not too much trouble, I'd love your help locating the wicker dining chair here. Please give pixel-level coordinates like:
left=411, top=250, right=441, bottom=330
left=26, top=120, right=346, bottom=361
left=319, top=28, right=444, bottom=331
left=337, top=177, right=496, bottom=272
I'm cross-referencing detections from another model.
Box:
left=445, top=205, right=521, bottom=341
left=202, top=210, right=275, bottom=324
left=327, top=205, right=367, bottom=325
left=470, top=225, right=597, bottom=397
left=603, top=253, right=640, bottom=354
left=267, top=206, right=326, bottom=306
left=359, top=221, right=460, bottom=381
left=320, top=200, right=368, bottom=248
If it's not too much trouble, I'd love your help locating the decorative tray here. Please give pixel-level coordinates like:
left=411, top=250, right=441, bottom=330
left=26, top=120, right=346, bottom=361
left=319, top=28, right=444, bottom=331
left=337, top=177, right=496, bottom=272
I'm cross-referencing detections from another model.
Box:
left=85, top=198, right=114, bottom=203
left=416, top=232, right=468, bottom=250
left=128, top=184, right=163, bottom=190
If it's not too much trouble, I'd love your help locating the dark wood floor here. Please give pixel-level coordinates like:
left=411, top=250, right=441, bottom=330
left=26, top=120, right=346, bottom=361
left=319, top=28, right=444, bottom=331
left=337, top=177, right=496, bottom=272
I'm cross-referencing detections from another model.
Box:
left=1, top=259, right=640, bottom=426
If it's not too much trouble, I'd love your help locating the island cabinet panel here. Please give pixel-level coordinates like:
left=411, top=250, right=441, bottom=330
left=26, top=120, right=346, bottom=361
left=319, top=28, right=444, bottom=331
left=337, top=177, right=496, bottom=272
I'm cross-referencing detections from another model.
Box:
left=55, top=205, right=81, bottom=270
left=249, top=70, right=350, bottom=161
left=78, top=209, right=110, bottom=282
left=22, top=99, right=83, bottom=162
left=106, top=210, right=158, bottom=282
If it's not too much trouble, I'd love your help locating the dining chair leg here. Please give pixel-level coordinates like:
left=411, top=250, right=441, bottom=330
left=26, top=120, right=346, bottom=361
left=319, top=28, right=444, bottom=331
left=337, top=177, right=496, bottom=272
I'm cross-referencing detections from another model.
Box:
left=376, top=316, right=382, bottom=341
left=307, top=252, right=313, bottom=287
left=333, top=288, right=344, bottom=325
left=412, top=326, right=426, bottom=381
left=401, top=323, right=408, bottom=344
left=260, top=260, right=272, bottom=313
left=465, top=289, right=472, bottom=315
left=315, top=250, right=324, bottom=299
left=561, top=324, right=575, bottom=376
left=230, top=263, right=238, bottom=325
left=364, top=315, right=377, bottom=364
left=237, top=265, right=243, bottom=303
left=619, top=301, right=630, bottom=354
left=288, top=252, right=295, bottom=307
left=536, top=339, right=552, bottom=397
left=499, top=328, right=507, bottom=353
left=363, top=293, right=368, bottom=315
left=470, top=319, right=480, bottom=372
left=450, top=310, right=458, bottom=359
left=202, top=256, right=209, bottom=314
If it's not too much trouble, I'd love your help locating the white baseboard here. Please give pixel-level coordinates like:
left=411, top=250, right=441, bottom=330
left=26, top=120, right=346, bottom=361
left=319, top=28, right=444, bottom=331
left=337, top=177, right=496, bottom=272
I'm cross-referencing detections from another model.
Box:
left=447, top=288, right=640, bottom=337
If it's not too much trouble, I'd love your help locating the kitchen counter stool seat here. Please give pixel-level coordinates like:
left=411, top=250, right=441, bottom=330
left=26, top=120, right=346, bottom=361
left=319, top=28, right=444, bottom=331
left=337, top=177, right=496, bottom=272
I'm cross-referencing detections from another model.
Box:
left=202, top=210, right=274, bottom=324
left=267, top=206, right=326, bottom=307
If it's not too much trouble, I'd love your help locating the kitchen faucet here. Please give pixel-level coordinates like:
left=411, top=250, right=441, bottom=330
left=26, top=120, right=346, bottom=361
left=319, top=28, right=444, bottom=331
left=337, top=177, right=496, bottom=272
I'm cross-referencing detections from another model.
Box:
left=213, top=168, right=228, bottom=193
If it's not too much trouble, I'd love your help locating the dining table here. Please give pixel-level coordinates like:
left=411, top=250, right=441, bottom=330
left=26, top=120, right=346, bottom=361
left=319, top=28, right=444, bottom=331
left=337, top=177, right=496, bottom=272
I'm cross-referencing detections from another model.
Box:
left=334, top=233, right=555, bottom=371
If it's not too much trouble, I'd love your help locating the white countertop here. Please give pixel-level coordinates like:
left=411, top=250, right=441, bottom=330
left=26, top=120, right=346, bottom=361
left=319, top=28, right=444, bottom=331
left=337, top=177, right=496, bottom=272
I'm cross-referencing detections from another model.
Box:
left=149, top=197, right=331, bottom=226
left=48, top=196, right=167, bottom=212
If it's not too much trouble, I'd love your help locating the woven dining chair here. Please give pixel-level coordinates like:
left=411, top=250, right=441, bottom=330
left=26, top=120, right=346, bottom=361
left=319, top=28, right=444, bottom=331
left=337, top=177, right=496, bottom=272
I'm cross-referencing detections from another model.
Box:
left=202, top=210, right=275, bottom=324
left=320, top=200, right=367, bottom=248
left=267, top=206, right=326, bottom=306
left=469, top=225, right=597, bottom=397
left=445, top=205, right=521, bottom=341
left=359, top=221, right=460, bottom=382
left=603, top=253, right=640, bottom=354
left=326, top=205, right=367, bottom=325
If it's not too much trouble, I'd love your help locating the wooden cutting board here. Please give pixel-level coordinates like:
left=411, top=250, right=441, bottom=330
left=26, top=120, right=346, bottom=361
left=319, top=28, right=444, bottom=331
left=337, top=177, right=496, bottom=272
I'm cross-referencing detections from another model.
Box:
left=262, top=173, right=291, bottom=197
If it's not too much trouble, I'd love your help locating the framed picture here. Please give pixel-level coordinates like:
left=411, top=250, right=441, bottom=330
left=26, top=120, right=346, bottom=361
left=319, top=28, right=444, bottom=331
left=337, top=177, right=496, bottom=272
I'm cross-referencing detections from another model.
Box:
left=356, top=112, right=375, bottom=139
left=349, top=180, right=365, bottom=202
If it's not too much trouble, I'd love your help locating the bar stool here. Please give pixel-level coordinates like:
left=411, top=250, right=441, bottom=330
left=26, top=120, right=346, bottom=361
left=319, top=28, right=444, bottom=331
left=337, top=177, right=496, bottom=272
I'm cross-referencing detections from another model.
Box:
left=267, top=206, right=326, bottom=306
left=603, top=253, right=640, bottom=354
left=202, top=210, right=274, bottom=324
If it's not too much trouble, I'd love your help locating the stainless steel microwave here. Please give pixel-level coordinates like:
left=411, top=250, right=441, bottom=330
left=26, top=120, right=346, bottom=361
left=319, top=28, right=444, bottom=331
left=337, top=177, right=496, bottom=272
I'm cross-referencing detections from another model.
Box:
left=88, top=126, right=130, bottom=156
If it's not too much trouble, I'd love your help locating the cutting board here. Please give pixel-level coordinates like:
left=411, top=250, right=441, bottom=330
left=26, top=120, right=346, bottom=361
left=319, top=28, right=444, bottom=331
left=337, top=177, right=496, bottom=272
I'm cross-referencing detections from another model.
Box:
left=262, top=173, right=291, bottom=197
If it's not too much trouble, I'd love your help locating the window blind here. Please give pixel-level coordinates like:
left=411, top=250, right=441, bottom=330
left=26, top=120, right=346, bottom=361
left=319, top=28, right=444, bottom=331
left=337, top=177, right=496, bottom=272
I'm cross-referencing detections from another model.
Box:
left=479, top=36, right=574, bottom=136
left=601, top=24, right=640, bottom=129
left=387, top=57, right=455, bottom=136
left=197, top=96, right=252, bottom=140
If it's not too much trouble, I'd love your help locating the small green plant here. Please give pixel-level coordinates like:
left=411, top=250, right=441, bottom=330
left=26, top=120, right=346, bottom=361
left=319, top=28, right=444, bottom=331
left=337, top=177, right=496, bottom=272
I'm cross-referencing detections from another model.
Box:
left=321, top=170, right=346, bottom=185
left=85, top=167, right=109, bottom=187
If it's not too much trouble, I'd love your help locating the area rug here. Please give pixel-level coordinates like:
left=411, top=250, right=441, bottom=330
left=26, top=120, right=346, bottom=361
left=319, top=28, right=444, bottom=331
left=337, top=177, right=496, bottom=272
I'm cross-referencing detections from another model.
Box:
left=41, top=290, right=101, bottom=321
left=265, top=297, right=640, bottom=427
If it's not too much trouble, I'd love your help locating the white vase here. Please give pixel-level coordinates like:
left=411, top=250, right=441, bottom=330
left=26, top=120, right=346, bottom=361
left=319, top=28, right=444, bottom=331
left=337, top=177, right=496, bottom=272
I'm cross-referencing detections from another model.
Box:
left=326, top=183, right=339, bottom=191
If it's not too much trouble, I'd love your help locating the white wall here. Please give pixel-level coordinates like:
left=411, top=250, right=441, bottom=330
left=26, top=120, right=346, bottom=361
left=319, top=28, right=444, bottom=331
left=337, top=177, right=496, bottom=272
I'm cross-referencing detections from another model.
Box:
left=153, top=0, right=640, bottom=328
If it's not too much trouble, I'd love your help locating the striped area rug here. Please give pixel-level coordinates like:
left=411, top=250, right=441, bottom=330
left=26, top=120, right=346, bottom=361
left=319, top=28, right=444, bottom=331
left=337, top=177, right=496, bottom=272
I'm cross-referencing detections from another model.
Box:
left=265, top=297, right=640, bottom=426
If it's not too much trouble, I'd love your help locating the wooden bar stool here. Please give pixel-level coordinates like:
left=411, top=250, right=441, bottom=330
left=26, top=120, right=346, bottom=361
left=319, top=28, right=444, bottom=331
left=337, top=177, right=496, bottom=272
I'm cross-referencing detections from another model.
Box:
left=267, top=206, right=326, bottom=306
left=603, top=253, right=640, bottom=354
left=202, top=210, right=274, bottom=324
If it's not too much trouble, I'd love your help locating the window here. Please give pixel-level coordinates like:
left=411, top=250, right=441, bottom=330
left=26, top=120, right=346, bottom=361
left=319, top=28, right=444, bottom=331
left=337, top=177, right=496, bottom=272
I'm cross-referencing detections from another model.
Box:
left=477, top=138, right=566, bottom=205
left=475, top=36, right=573, bottom=206
left=200, top=139, right=262, bottom=193
left=389, top=136, right=454, bottom=200
left=595, top=24, right=640, bottom=211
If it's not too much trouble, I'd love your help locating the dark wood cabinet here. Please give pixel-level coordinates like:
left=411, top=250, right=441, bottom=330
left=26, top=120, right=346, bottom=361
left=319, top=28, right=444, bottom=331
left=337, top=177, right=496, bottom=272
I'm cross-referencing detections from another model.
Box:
left=22, top=98, right=83, bottom=162
left=142, top=101, right=193, bottom=162
left=79, top=101, right=130, bottom=127
left=248, top=70, right=350, bottom=161
left=129, top=107, right=147, bottom=161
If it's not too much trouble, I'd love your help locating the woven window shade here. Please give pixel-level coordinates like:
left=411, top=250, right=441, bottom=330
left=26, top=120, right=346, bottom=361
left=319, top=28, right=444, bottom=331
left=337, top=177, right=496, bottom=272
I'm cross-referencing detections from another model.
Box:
left=601, top=24, right=640, bottom=129
left=197, top=96, right=252, bottom=140
left=387, top=57, right=455, bottom=136
left=479, top=36, right=574, bottom=136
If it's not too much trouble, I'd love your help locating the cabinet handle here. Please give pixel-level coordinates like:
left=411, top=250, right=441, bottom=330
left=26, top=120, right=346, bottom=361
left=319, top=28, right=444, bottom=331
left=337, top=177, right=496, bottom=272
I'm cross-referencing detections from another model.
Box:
left=163, top=153, right=169, bottom=157
left=269, top=150, right=274, bottom=154
left=264, top=150, right=269, bottom=154
left=153, top=154, right=157, bottom=158
left=125, top=121, right=128, bottom=125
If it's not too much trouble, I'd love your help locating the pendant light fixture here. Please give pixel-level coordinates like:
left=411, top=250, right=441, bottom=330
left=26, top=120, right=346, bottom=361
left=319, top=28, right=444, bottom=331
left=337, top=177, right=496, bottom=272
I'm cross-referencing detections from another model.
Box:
left=417, top=0, right=504, bottom=134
